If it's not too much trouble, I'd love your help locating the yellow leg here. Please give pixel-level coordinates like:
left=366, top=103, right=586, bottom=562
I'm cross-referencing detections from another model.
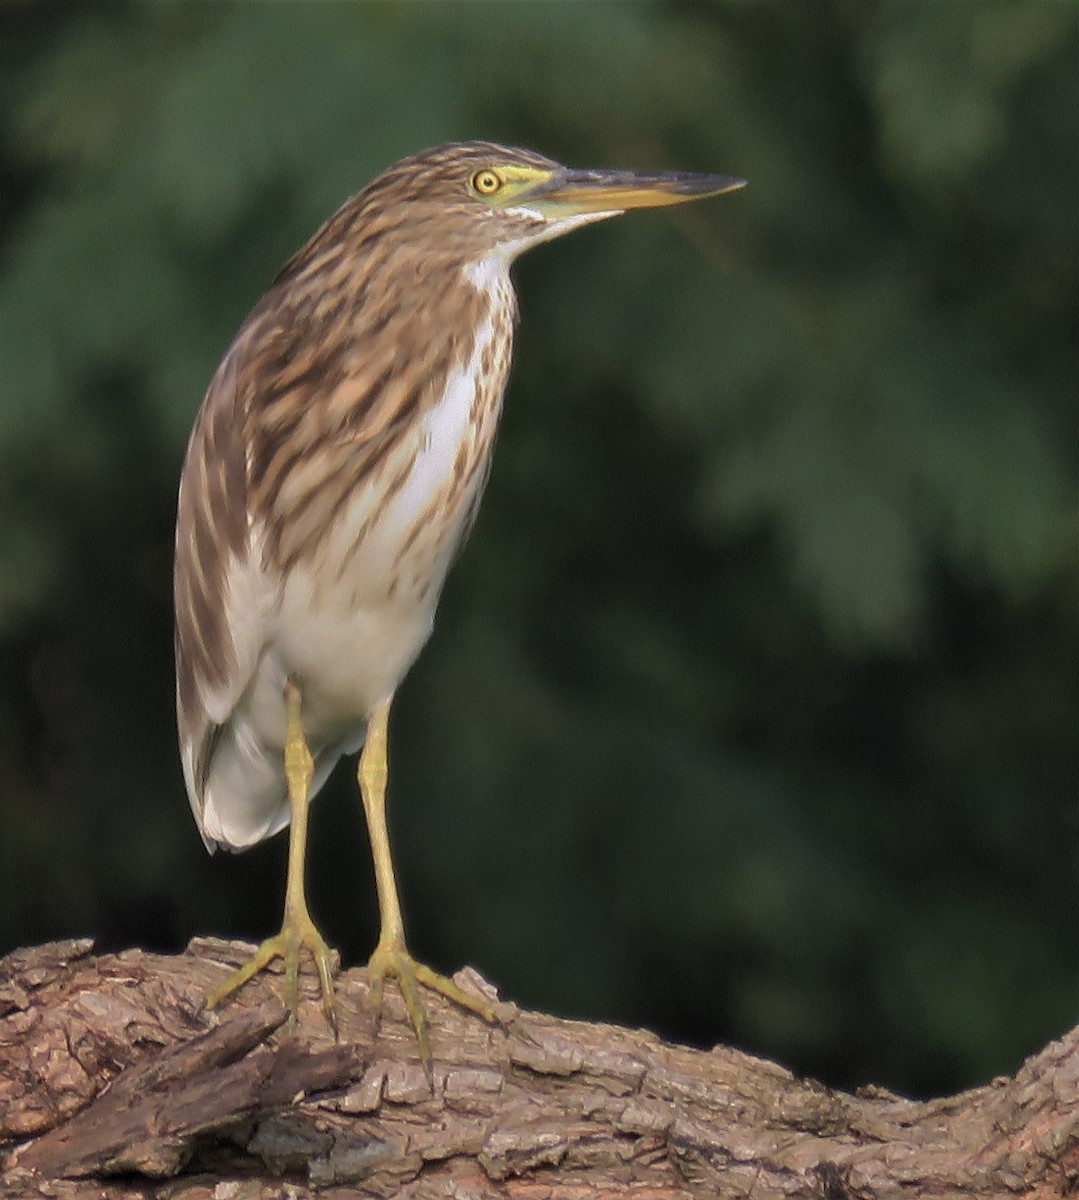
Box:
left=205, top=681, right=337, bottom=1036
left=360, top=698, right=497, bottom=1072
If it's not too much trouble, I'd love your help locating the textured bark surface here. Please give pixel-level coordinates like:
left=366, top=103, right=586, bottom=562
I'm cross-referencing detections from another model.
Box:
left=1, top=938, right=1077, bottom=1199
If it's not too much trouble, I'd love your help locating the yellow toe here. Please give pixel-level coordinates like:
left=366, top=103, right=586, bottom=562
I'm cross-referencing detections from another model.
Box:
left=365, top=939, right=497, bottom=1074
left=206, top=910, right=338, bottom=1037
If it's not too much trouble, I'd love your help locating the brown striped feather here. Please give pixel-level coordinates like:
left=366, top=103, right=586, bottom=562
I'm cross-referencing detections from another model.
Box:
left=174, top=142, right=574, bottom=848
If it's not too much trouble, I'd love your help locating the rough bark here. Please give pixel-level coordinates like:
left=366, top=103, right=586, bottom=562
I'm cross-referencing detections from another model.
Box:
left=0, top=938, right=1076, bottom=1199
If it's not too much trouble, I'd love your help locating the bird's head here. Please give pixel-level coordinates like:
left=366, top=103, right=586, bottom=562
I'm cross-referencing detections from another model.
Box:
left=351, top=141, right=746, bottom=269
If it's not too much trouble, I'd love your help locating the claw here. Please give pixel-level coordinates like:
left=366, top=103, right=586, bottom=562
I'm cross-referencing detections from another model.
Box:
left=365, top=938, right=497, bottom=1083
left=205, top=911, right=338, bottom=1037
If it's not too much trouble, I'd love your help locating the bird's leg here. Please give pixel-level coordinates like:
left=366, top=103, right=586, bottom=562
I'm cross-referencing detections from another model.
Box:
left=205, top=681, right=337, bottom=1036
left=360, top=698, right=497, bottom=1072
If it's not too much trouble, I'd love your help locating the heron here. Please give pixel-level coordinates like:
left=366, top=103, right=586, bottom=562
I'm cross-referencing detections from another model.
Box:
left=175, top=141, right=744, bottom=1066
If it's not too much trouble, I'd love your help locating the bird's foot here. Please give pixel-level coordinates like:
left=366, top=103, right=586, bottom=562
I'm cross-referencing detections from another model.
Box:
left=366, top=938, right=498, bottom=1078
left=205, top=909, right=338, bottom=1038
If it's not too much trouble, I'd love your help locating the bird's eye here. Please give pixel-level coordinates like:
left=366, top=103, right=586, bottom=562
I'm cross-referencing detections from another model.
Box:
left=471, top=169, right=504, bottom=197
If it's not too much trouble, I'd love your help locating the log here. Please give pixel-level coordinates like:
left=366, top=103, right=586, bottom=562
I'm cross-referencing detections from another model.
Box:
left=0, top=938, right=1076, bottom=1198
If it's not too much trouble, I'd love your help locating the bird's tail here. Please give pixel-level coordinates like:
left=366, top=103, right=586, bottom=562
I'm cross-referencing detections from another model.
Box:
left=197, top=714, right=360, bottom=852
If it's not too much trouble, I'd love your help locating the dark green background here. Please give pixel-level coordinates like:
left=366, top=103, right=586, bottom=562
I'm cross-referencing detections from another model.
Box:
left=1, top=1, right=1076, bottom=1100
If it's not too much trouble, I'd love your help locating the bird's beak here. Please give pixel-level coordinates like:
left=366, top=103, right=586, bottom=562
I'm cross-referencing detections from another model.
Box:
left=523, top=166, right=747, bottom=218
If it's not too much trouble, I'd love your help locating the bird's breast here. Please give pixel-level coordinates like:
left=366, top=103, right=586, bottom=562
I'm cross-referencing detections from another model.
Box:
left=270, top=306, right=510, bottom=727
left=323, top=309, right=506, bottom=605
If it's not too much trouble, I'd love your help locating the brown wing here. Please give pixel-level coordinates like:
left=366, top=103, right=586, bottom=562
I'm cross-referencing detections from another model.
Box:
left=174, top=341, right=258, bottom=836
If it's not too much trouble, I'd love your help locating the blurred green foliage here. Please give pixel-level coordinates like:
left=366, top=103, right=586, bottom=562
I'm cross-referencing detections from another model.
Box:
left=0, top=1, right=1075, bottom=1098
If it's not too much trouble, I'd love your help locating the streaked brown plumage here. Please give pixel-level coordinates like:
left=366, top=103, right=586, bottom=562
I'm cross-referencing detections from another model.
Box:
left=175, top=140, right=744, bottom=1064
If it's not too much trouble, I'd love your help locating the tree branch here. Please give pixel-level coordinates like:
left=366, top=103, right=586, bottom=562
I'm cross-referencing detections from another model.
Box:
left=1, top=939, right=1076, bottom=1198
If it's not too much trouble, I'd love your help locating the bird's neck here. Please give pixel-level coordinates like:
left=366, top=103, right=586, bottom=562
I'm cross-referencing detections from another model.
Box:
left=462, top=250, right=519, bottom=331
